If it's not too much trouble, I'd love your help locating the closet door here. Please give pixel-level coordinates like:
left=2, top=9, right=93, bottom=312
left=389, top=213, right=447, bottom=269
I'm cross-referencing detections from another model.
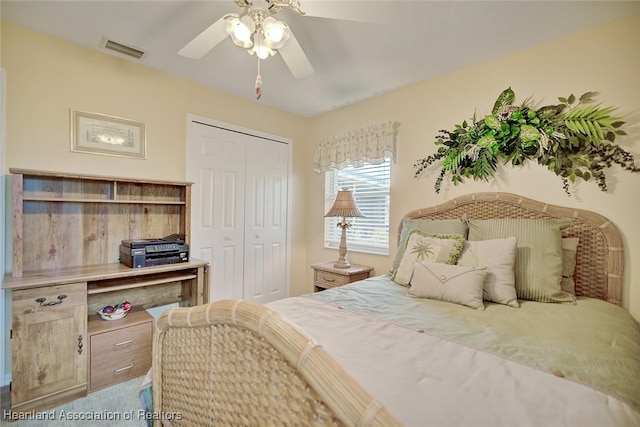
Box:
left=187, top=122, right=246, bottom=301
left=187, top=117, right=290, bottom=303
left=244, top=138, right=289, bottom=304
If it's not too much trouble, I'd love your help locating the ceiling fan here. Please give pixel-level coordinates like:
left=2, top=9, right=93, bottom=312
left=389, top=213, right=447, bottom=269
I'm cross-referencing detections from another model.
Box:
left=178, top=0, right=396, bottom=97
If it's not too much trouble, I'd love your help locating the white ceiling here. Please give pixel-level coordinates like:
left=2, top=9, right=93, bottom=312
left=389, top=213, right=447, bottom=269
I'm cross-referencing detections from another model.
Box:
left=2, top=1, right=639, bottom=117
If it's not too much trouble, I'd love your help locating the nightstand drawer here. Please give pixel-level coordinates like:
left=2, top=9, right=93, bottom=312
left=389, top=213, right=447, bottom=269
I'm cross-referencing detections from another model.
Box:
left=90, top=321, right=152, bottom=360
left=315, top=270, right=350, bottom=289
left=311, top=262, right=374, bottom=292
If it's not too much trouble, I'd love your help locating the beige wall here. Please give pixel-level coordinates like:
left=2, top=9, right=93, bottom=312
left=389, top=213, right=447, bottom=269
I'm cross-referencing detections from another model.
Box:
left=0, top=21, right=317, bottom=378
left=307, top=14, right=640, bottom=320
left=1, top=21, right=312, bottom=299
left=1, top=14, right=639, bottom=323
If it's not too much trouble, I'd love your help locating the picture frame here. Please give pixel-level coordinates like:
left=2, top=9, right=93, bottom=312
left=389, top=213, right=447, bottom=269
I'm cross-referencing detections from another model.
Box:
left=70, top=110, right=146, bottom=159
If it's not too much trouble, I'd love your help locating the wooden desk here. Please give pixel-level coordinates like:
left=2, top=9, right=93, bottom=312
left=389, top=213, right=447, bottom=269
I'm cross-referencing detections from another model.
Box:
left=3, top=259, right=209, bottom=413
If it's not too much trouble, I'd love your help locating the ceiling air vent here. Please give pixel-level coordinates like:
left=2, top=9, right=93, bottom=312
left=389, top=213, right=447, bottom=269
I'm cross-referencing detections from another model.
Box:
left=100, top=37, right=146, bottom=60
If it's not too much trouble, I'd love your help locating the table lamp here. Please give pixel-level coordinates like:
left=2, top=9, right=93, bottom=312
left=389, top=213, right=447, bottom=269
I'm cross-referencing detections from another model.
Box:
left=325, top=188, right=364, bottom=268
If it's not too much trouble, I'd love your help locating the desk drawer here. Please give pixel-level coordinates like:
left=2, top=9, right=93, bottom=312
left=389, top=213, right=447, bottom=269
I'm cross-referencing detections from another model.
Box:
left=12, top=282, right=86, bottom=315
left=90, top=347, right=151, bottom=392
left=90, top=321, right=152, bottom=361
left=314, top=270, right=350, bottom=289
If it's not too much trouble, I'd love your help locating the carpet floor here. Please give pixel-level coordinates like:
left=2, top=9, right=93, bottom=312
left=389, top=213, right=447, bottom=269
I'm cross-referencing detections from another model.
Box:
left=1, top=376, right=148, bottom=427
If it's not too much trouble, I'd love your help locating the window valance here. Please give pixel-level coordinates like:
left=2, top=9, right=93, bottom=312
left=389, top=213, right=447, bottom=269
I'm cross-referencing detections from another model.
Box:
left=313, top=121, right=399, bottom=174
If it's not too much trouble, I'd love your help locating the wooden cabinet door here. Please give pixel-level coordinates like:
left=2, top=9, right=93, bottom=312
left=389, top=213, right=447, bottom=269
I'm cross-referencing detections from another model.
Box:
left=12, top=284, right=87, bottom=409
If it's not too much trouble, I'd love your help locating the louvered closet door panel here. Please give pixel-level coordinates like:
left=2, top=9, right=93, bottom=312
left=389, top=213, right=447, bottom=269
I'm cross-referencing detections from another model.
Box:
left=244, top=138, right=289, bottom=304
left=187, top=123, right=246, bottom=301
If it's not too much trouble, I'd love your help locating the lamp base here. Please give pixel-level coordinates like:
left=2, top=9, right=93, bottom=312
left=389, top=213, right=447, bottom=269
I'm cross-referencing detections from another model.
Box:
left=334, top=221, right=351, bottom=268
left=333, top=259, right=351, bottom=269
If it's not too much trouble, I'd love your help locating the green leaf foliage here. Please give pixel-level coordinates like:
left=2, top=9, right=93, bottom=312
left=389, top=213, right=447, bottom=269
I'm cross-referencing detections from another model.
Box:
left=415, top=88, right=639, bottom=195
left=484, top=115, right=502, bottom=130
left=519, top=125, right=540, bottom=143
left=492, top=87, right=515, bottom=114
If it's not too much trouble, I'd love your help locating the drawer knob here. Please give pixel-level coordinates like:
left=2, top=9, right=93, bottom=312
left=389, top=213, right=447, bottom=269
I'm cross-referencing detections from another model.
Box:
left=114, top=364, right=134, bottom=373
left=323, top=276, right=336, bottom=282
left=114, top=339, right=134, bottom=347
left=35, top=294, right=67, bottom=307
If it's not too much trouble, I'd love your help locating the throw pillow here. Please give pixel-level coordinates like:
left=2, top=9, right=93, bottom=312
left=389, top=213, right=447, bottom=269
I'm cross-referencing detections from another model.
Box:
left=456, top=237, right=520, bottom=308
left=391, top=217, right=468, bottom=274
left=560, top=237, right=579, bottom=295
left=409, top=261, right=487, bottom=310
left=392, top=230, right=466, bottom=286
left=466, top=218, right=575, bottom=303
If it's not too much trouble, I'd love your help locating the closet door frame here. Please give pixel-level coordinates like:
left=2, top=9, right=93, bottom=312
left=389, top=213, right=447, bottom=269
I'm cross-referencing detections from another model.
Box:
left=185, top=114, right=292, bottom=302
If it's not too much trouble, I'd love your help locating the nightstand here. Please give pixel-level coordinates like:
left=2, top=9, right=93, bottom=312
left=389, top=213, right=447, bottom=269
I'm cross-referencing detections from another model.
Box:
left=311, top=262, right=374, bottom=292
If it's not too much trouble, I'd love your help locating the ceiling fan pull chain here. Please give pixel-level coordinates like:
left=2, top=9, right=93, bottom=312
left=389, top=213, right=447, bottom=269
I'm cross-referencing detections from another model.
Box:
left=255, top=58, right=263, bottom=100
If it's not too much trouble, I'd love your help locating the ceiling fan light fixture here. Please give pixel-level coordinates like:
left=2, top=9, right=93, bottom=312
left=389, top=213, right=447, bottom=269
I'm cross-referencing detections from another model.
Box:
left=255, top=47, right=272, bottom=60
left=263, top=17, right=290, bottom=46
left=225, top=14, right=254, bottom=47
left=177, top=0, right=316, bottom=97
left=249, top=32, right=275, bottom=60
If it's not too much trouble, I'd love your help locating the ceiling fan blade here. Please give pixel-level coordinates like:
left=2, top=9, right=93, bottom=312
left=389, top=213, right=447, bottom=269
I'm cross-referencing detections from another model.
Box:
left=278, top=31, right=314, bottom=79
left=178, top=17, right=228, bottom=59
left=300, top=0, right=398, bottom=23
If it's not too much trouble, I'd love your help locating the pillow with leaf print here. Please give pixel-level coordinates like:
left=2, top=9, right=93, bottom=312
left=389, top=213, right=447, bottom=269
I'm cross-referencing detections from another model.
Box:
left=392, top=229, right=466, bottom=286
left=390, top=217, right=469, bottom=274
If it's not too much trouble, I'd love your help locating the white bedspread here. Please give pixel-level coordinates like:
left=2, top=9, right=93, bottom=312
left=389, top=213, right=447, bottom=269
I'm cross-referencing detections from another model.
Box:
left=268, top=296, right=640, bottom=427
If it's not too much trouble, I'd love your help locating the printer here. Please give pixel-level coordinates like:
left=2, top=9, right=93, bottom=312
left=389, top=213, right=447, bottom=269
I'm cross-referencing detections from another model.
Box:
left=120, top=235, right=189, bottom=268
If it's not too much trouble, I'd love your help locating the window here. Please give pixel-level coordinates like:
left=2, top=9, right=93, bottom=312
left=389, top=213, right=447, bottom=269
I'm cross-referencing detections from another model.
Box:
left=324, top=159, right=391, bottom=255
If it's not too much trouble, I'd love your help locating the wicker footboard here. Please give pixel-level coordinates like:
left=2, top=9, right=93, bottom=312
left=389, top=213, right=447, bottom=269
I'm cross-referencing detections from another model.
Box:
left=152, top=300, right=401, bottom=427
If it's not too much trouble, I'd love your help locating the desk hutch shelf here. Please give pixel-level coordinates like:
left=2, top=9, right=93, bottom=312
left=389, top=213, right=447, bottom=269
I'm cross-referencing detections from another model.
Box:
left=3, top=169, right=209, bottom=413
left=10, top=168, right=192, bottom=277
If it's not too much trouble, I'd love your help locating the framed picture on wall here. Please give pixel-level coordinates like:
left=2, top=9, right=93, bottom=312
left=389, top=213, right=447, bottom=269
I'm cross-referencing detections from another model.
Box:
left=70, top=109, right=146, bottom=159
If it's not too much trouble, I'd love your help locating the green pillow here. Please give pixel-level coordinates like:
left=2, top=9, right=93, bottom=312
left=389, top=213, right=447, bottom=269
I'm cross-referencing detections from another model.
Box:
left=391, top=217, right=468, bottom=274
left=392, top=230, right=466, bottom=286
left=560, top=237, right=579, bottom=295
left=467, top=218, right=575, bottom=303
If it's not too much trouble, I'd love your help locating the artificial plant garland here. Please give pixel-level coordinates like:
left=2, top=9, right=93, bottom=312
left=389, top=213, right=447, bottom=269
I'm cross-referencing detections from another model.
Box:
left=414, top=88, right=639, bottom=195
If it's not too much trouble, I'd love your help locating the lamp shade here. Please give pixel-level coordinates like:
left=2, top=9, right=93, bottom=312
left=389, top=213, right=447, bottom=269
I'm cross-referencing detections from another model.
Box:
left=325, top=188, right=364, bottom=218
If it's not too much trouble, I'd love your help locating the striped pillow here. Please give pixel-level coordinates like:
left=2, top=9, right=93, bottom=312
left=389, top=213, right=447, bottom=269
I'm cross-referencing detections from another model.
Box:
left=560, top=237, right=580, bottom=295
left=467, top=218, right=575, bottom=303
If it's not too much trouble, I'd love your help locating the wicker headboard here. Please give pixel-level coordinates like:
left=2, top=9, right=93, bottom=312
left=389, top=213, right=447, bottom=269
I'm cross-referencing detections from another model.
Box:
left=400, top=192, right=624, bottom=306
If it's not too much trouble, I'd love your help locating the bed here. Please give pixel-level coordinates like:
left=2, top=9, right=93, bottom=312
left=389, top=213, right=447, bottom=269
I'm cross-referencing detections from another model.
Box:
left=151, top=192, right=640, bottom=426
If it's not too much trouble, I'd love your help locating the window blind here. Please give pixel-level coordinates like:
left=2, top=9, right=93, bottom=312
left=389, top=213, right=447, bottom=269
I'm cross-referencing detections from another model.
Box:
left=324, top=159, right=391, bottom=255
